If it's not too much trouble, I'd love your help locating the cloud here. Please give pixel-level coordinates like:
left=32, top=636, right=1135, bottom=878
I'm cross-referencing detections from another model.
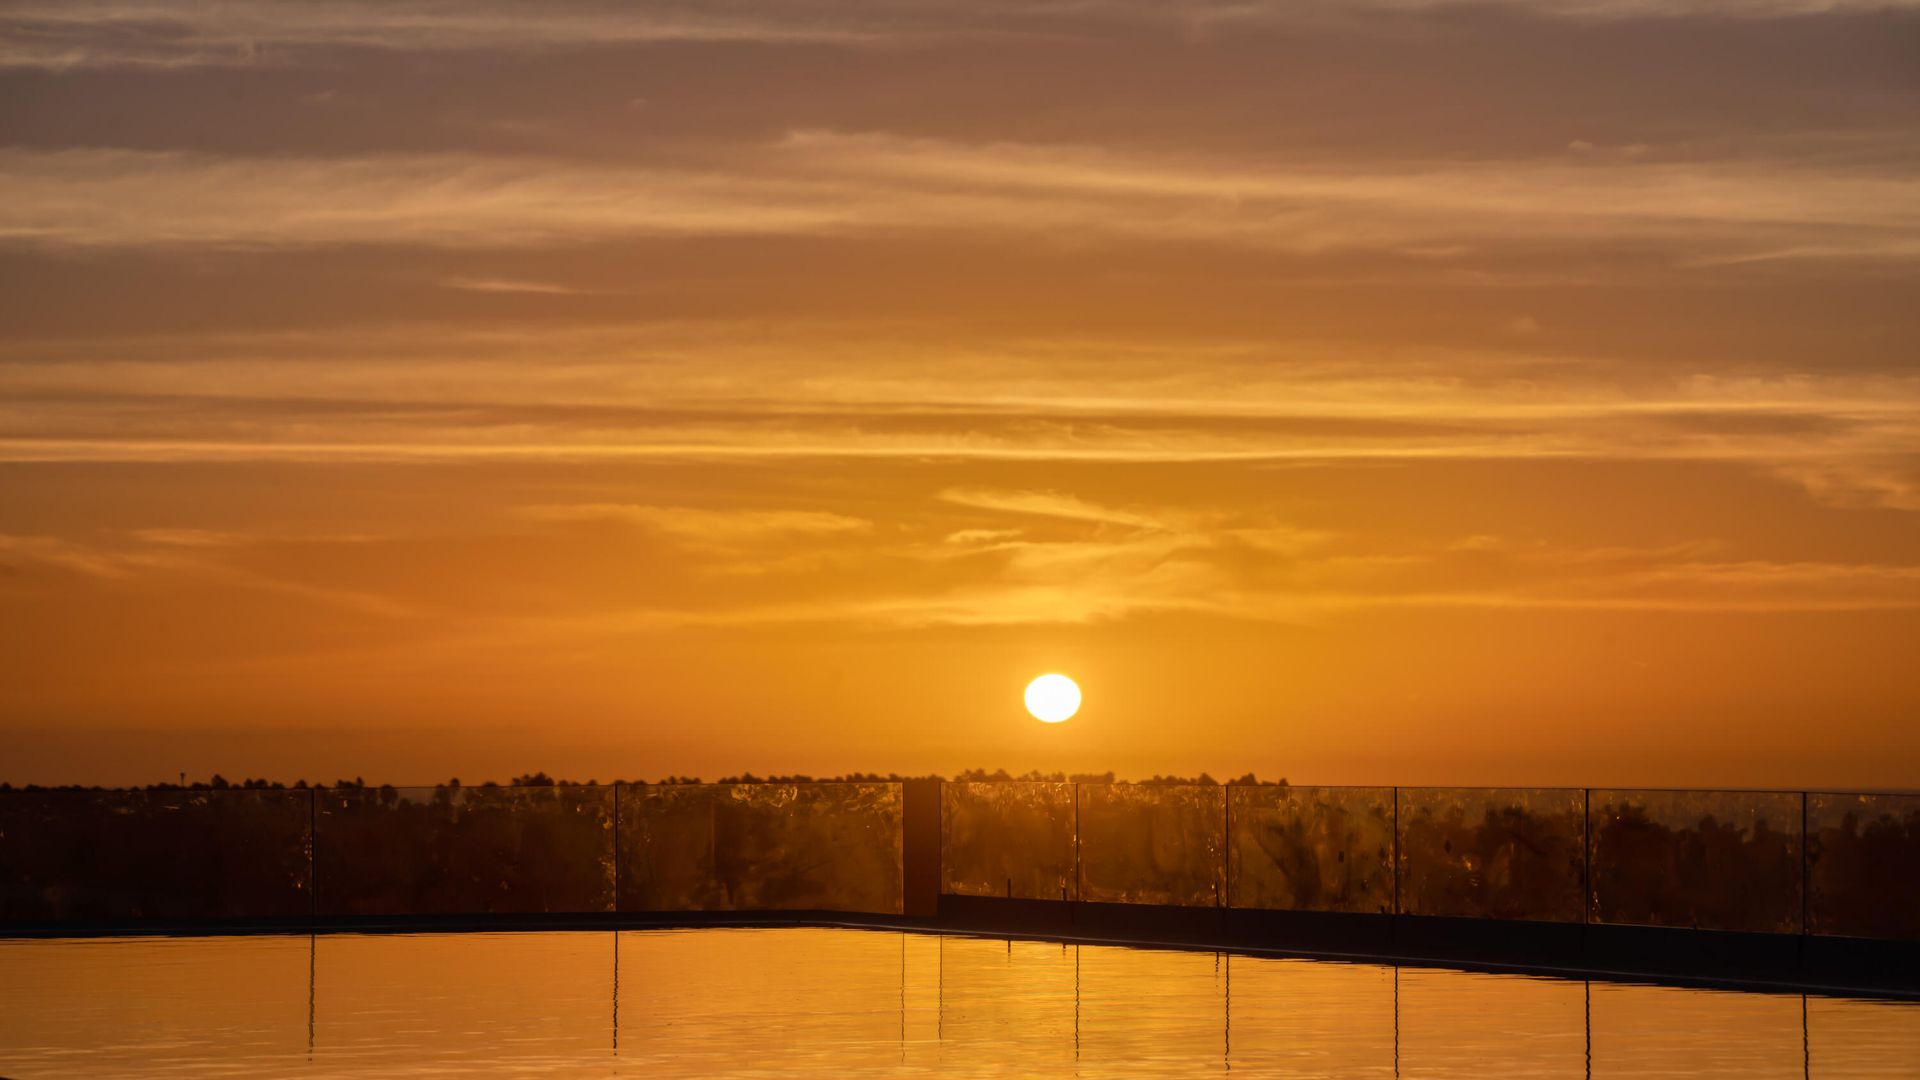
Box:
left=937, top=488, right=1167, bottom=529
left=0, top=533, right=149, bottom=579
left=128, top=526, right=385, bottom=546
left=2, top=329, right=1915, bottom=510
left=1773, top=459, right=1920, bottom=512
left=0, top=1, right=897, bottom=71
left=505, top=523, right=1920, bottom=632
left=3, top=137, right=1915, bottom=265
left=0, top=530, right=418, bottom=616
left=0, top=149, right=869, bottom=248
left=437, top=276, right=587, bottom=296
left=519, top=503, right=873, bottom=544
left=943, top=528, right=1023, bottom=546
left=8, top=0, right=1915, bottom=72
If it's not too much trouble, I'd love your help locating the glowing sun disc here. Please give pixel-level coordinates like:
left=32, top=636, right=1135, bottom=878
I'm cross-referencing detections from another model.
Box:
left=1025, top=674, right=1081, bottom=723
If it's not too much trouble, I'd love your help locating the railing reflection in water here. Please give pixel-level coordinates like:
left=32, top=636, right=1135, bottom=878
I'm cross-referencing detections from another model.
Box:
left=14, top=929, right=1918, bottom=1077
left=2, top=782, right=1917, bottom=939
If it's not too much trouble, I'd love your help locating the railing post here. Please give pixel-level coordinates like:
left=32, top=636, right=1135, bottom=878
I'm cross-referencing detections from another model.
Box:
left=308, top=785, right=318, bottom=921
left=1583, top=788, right=1592, bottom=926
left=901, top=779, right=941, bottom=917
left=1800, top=790, right=1810, bottom=937
left=1391, top=786, right=1401, bottom=918
left=1074, top=782, right=1083, bottom=909
left=1222, top=784, right=1231, bottom=911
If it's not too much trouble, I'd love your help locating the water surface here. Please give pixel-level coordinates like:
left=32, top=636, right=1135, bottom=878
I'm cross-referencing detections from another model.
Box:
left=1, top=928, right=1915, bottom=1078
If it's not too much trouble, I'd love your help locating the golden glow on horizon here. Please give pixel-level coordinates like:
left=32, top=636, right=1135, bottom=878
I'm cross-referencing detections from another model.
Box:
left=1025, top=674, right=1082, bottom=724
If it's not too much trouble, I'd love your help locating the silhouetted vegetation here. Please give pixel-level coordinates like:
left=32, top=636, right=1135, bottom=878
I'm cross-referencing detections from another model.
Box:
left=943, top=781, right=1079, bottom=900
left=1809, top=797, right=1920, bottom=939
left=1078, top=784, right=1227, bottom=906
left=2, top=769, right=1286, bottom=791
left=315, top=784, right=614, bottom=915
left=1398, top=791, right=1586, bottom=922
left=0, top=788, right=310, bottom=920
left=1230, top=787, right=1393, bottom=914
left=1591, top=793, right=1800, bottom=932
left=620, top=783, right=901, bottom=913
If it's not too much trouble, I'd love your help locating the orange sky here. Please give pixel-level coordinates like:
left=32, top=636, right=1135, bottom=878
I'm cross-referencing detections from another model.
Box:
left=2, top=0, right=1917, bottom=787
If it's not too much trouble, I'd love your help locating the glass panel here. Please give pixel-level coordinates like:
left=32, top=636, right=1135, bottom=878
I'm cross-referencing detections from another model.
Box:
left=941, top=782, right=1077, bottom=900
left=1589, top=789, right=1802, bottom=933
left=0, top=788, right=311, bottom=921
left=1229, top=786, right=1394, bottom=913
left=314, top=784, right=613, bottom=915
left=1396, top=788, right=1584, bottom=922
left=1076, top=784, right=1225, bottom=907
left=1808, top=792, right=1920, bottom=940
left=617, top=783, right=902, bottom=914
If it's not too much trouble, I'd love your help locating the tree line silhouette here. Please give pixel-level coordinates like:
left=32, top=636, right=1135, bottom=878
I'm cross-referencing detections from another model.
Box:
left=1, top=780, right=1912, bottom=939
left=0, top=768, right=1289, bottom=791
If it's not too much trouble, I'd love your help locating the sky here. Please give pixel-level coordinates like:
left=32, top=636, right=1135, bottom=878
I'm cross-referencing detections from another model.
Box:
left=2, top=0, right=1917, bottom=788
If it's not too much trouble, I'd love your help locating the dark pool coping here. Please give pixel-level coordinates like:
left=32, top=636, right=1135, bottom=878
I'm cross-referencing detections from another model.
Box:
left=5, top=898, right=1916, bottom=1004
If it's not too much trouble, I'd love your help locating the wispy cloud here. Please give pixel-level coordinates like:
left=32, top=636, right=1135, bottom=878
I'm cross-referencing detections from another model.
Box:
left=938, top=488, right=1167, bottom=529
left=0, top=530, right=418, bottom=616
left=4, top=138, right=1915, bottom=264
left=519, top=503, right=873, bottom=544
left=437, top=276, right=588, bottom=296
left=0, top=1, right=896, bottom=71
left=2, top=328, right=1916, bottom=508
left=8, top=0, right=1914, bottom=71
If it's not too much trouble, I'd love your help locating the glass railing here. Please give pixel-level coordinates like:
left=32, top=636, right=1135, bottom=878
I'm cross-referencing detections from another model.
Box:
left=1229, top=786, right=1393, bottom=914
left=942, top=782, right=1076, bottom=900
left=1588, top=789, right=1801, bottom=933
left=1076, top=784, right=1226, bottom=907
left=2, top=783, right=1915, bottom=938
left=0, top=787, right=310, bottom=920
left=314, top=784, right=614, bottom=916
left=1397, top=788, right=1586, bottom=922
left=1807, top=792, right=1920, bottom=940
left=616, top=783, right=903, bottom=914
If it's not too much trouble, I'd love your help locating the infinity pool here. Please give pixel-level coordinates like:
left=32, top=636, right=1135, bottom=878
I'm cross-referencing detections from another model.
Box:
left=1, top=928, right=1915, bottom=1077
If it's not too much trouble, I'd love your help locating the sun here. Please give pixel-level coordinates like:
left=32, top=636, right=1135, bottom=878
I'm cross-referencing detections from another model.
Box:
left=1024, top=673, right=1081, bottom=723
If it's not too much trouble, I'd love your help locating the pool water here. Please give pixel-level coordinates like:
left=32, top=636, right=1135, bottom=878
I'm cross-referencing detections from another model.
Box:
left=1, top=928, right=1915, bottom=1078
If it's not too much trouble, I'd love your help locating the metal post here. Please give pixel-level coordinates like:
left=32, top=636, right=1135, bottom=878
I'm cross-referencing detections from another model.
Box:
left=1222, top=784, right=1231, bottom=911
left=1583, top=788, right=1592, bottom=926
left=1391, top=786, right=1401, bottom=918
left=308, top=786, right=318, bottom=920
left=1800, top=791, right=1810, bottom=937
left=1073, top=782, right=1082, bottom=909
